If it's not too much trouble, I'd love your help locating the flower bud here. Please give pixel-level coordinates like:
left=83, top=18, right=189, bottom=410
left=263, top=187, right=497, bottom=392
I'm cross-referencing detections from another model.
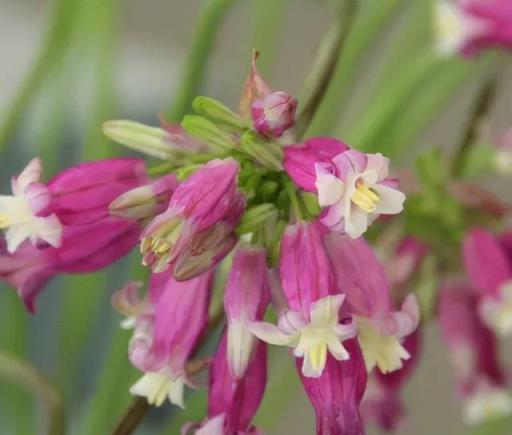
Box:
left=251, top=91, right=297, bottom=138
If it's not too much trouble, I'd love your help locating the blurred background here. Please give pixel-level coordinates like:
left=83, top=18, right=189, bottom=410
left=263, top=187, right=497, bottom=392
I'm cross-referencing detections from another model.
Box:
left=0, top=0, right=511, bottom=434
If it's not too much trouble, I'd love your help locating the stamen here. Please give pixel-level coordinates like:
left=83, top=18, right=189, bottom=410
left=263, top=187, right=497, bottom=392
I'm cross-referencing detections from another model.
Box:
left=352, top=182, right=380, bottom=213
left=0, top=213, right=9, bottom=228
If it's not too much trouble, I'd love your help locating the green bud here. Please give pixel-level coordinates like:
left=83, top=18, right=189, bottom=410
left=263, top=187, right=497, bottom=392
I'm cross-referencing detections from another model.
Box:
left=301, top=192, right=321, bottom=218
left=240, top=130, right=283, bottom=171
left=236, top=203, right=278, bottom=235
left=181, top=115, right=237, bottom=152
left=192, top=96, right=248, bottom=131
left=102, top=120, right=173, bottom=160
left=258, top=180, right=279, bottom=202
left=268, top=219, right=287, bottom=267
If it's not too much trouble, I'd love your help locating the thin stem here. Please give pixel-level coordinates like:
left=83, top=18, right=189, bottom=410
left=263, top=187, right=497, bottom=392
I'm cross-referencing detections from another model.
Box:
left=451, top=70, right=501, bottom=177
left=0, top=351, right=65, bottom=435
left=0, top=0, right=77, bottom=149
left=167, top=0, right=238, bottom=122
left=295, top=0, right=358, bottom=140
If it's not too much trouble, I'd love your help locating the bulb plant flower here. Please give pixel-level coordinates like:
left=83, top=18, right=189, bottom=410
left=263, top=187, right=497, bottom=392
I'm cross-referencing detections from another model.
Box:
left=4, top=38, right=511, bottom=435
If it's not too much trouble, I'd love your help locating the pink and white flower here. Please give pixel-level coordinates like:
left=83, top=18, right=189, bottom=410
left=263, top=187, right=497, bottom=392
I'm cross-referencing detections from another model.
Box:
left=284, top=138, right=405, bottom=238
left=250, top=222, right=356, bottom=378
left=0, top=159, right=62, bottom=252
left=435, top=0, right=512, bottom=57
left=325, top=234, right=420, bottom=373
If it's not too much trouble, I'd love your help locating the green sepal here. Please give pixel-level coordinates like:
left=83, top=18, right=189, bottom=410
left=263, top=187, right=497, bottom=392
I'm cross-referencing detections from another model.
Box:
left=236, top=203, right=279, bottom=235
left=240, top=130, right=283, bottom=171
left=181, top=114, right=237, bottom=151
left=192, top=96, right=248, bottom=131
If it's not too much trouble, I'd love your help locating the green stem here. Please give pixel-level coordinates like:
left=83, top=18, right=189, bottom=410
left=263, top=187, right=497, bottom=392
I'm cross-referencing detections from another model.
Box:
left=295, top=0, right=358, bottom=140
left=0, top=0, right=77, bottom=149
left=283, top=177, right=304, bottom=221
left=451, top=69, right=501, bottom=177
left=305, top=0, right=408, bottom=136
left=0, top=352, right=64, bottom=435
left=167, top=0, right=239, bottom=122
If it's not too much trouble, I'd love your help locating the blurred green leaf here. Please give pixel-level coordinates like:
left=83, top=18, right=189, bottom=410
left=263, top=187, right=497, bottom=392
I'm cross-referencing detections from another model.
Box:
left=470, top=414, right=512, bottom=435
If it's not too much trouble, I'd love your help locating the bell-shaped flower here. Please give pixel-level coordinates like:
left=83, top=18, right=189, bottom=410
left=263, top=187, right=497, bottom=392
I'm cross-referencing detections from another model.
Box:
left=361, top=330, right=422, bottom=432
left=1, top=215, right=141, bottom=312
left=224, top=247, right=270, bottom=379
left=439, top=281, right=512, bottom=425
left=184, top=332, right=266, bottom=435
left=285, top=140, right=405, bottom=238
left=250, top=222, right=356, bottom=378
left=47, top=158, right=149, bottom=225
left=324, top=233, right=420, bottom=374
left=299, top=338, right=367, bottom=435
left=140, top=159, right=244, bottom=276
left=463, top=228, right=512, bottom=335
left=118, top=269, right=213, bottom=408
left=0, top=159, right=62, bottom=252
left=434, top=0, right=512, bottom=57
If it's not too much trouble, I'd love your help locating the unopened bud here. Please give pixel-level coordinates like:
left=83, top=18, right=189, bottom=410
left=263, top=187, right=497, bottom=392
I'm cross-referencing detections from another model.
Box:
left=181, top=115, right=237, bottom=152
left=240, top=130, right=283, bottom=171
left=251, top=91, right=297, bottom=138
left=192, top=96, right=248, bottom=131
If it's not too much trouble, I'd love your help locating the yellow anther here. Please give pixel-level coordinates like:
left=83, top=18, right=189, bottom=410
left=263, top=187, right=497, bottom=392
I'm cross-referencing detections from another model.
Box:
left=351, top=182, right=380, bottom=213
left=0, top=213, right=9, bottom=228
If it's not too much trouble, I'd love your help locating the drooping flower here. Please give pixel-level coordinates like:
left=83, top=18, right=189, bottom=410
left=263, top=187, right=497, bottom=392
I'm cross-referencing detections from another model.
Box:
left=1, top=216, right=141, bottom=312
left=251, top=222, right=357, bottom=378
left=0, top=159, right=62, bottom=252
left=114, top=269, right=213, bottom=408
left=438, top=281, right=512, bottom=425
left=224, top=247, right=270, bottom=379
left=434, top=0, right=512, bottom=57
left=463, top=228, right=512, bottom=335
left=361, top=330, right=422, bottom=432
left=239, top=51, right=297, bottom=138
left=299, top=338, right=367, bottom=435
left=284, top=139, right=405, bottom=238
left=140, top=159, right=244, bottom=278
left=183, top=332, right=267, bottom=435
left=324, top=233, right=420, bottom=374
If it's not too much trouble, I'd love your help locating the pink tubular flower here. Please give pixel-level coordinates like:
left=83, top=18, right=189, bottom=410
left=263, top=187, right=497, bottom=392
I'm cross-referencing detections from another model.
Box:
left=47, top=158, right=149, bottom=225
left=299, top=339, right=367, bottom=435
left=0, top=159, right=62, bottom=252
left=140, top=159, right=244, bottom=278
left=324, top=233, right=420, bottom=374
left=361, top=330, right=422, bottom=432
left=239, top=51, right=297, bottom=138
left=224, top=247, right=270, bottom=379
left=463, top=228, right=512, bottom=335
left=0, top=216, right=141, bottom=312
left=284, top=139, right=405, bottom=238
left=439, top=281, right=512, bottom=425
left=435, top=0, right=512, bottom=57
left=113, top=270, right=213, bottom=408
left=184, top=332, right=266, bottom=435
left=251, top=222, right=357, bottom=378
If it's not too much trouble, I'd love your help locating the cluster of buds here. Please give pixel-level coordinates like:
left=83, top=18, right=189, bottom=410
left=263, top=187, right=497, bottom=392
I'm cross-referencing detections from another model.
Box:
left=0, top=53, right=423, bottom=435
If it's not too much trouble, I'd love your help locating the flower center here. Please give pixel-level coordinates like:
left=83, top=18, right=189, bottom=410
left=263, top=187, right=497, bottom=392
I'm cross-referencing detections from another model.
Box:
left=141, top=219, right=184, bottom=271
left=351, top=181, right=380, bottom=213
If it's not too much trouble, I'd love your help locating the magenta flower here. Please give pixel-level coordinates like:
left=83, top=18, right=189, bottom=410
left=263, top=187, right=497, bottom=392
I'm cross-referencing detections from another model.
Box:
left=361, top=330, right=422, bottom=432
left=299, top=338, right=367, bottom=435
left=239, top=51, right=297, bottom=138
left=463, top=228, right=512, bottom=335
left=284, top=138, right=405, bottom=238
left=47, top=158, right=148, bottom=225
left=251, top=222, right=356, bottom=378
left=113, top=269, right=213, bottom=407
left=0, top=159, right=62, bottom=252
left=184, top=332, right=266, bottom=435
left=435, top=0, right=512, bottom=57
left=439, top=281, right=512, bottom=424
left=0, top=216, right=141, bottom=312
left=224, top=247, right=270, bottom=379
left=140, top=159, right=244, bottom=278
left=325, top=233, right=420, bottom=373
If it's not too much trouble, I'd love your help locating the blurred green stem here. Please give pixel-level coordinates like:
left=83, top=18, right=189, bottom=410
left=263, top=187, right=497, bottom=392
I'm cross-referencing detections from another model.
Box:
left=0, top=352, right=64, bottom=435
left=295, top=0, right=358, bottom=139
left=305, top=0, right=407, bottom=136
left=167, top=0, right=238, bottom=122
left=0, top=0, right=77, bottom=149
left=451, top=69, right=501, bottom=177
